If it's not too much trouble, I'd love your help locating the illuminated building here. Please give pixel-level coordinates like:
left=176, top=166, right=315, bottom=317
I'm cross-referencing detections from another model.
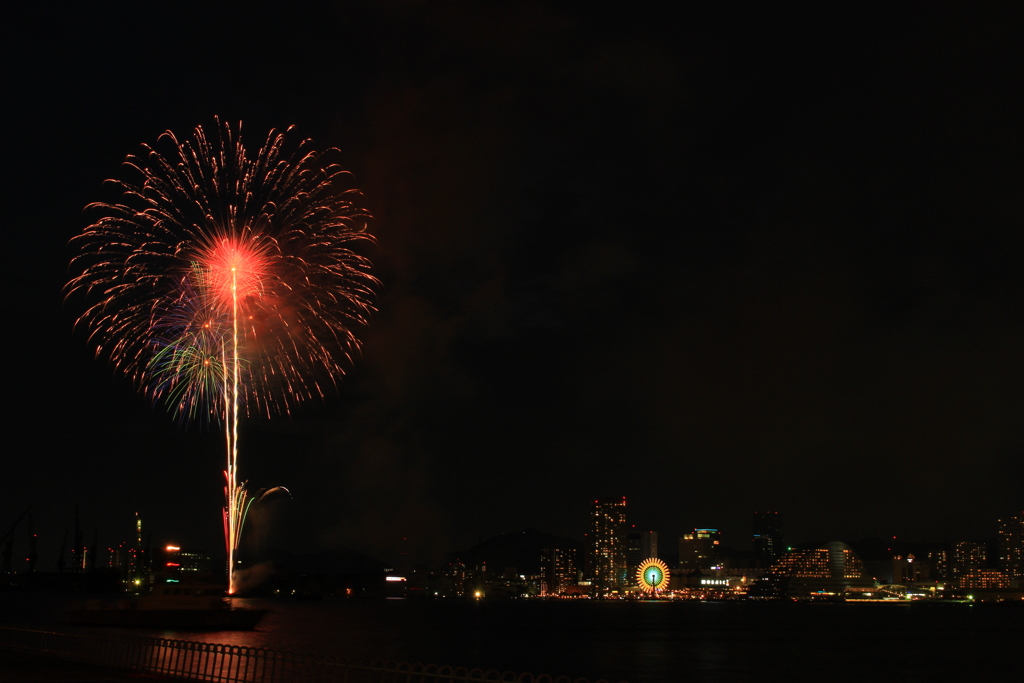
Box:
left=951, top=541, right=986, bottom=579
left=770, top=548, right=831, bottom=578
left=591, top=497, right=627, bottom=596
left=927, top=548, right=950, bottom=580
left=626, top=529, right=657, bottom=578
left=758, top=541, right=875, bottom=598
left=958, top=568, right=1009, bottom=590
left=997, top=513, right=1023, bottom=581
left=441, top=560, right=468, bottom=598
left=675, top=565, right=758, bottom=596
left=752, top=511, right=783, bottom=568
left=179, top=550, right=212, bottom=574
left=164, top=546, right=212, bottom=574
left=540, top=548, right=580, bottom=595
left=679, top=529, right=720, bottom=571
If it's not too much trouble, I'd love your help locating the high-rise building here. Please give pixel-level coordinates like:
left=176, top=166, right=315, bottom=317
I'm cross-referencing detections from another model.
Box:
left=951, top=541, right=986, bottom=579
left=996, top=513, right=1023, bottom=581
left=540, top=548, right=580, bottom=595
left=626, top=529, right=658, bottom=577
left=752, top=511, right=783, bottom=568
left=927, top=548, right=950, bottom=580
left=591, top=497, right=627, bottom=596
left=679, top=528, right=720, bottom=571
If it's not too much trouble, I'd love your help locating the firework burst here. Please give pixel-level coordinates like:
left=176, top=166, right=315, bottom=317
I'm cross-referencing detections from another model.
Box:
left=146, top=267, right=232, bottom=425
left=67, top=119, right=377, bottom=591
left=69, top=119, right=377, bottom=417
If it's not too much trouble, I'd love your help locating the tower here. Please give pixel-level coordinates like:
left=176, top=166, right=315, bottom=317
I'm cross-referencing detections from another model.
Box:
left=591, top=497, right=627, bottom=597
left=131, top=512, right=146, bottom=588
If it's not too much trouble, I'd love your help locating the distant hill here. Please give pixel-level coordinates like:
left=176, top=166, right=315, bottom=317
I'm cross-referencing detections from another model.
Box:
left=456, top=528, right=581, bottom=575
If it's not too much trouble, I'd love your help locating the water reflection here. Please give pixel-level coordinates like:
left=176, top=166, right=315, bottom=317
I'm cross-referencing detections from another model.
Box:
left=6, top=593, right=1021, bottom=683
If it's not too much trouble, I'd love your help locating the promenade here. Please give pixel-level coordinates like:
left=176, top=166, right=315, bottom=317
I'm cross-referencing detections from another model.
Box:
left=0, top=648, right=196, bottom=683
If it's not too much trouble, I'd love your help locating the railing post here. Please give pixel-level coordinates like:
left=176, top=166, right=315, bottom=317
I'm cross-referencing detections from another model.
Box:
left=1, top=626, right=588, bottom=683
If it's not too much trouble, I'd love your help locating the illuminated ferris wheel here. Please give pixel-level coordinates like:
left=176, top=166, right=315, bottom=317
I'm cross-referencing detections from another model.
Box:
left=636, top=558, right=670, bottom=595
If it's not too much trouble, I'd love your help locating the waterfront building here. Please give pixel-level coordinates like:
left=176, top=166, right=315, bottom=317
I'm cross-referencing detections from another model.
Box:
left=756, top=541, right=875, bottom=598
left=591, top=497, right=627, bottom=596
left=752, top=511, right=783, bottom=568
left=673, top=566, right=758, bottom=597
left=958, top=568, right=1009, bottom=590
left=679, top=529, right=720, bottom=571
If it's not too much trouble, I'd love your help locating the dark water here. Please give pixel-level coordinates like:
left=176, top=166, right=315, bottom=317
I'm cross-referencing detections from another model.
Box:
left=3, top=595, right=1020, bottom=682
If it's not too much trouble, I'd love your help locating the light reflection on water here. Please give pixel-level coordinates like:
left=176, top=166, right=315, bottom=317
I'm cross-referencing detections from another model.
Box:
left=142, top=599, right=1022, bottom=683
left=4, top=594, right=1020, bottom=683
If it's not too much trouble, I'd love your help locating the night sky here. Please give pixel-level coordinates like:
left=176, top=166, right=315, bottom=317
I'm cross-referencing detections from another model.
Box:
left=6, top=3, right=1022, bottom=571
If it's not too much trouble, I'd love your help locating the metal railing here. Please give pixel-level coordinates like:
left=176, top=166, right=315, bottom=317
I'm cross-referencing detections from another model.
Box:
left=0, top=626, right=621, bottom=683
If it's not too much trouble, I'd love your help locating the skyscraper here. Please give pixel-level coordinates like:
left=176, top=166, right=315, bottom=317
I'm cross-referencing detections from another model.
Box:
left=626, top=529, right=658, bottom=579
left=997, top=513, right=1023, bottom=581
left=753, top=511, right=783, bottom=568
left=591, top=497, right=627, bottom=596
left=951, top=541, right=986, bottom=579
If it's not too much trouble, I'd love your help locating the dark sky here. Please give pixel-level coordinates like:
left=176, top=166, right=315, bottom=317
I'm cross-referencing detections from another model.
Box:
left=6, top=2, right=1023, bottom=570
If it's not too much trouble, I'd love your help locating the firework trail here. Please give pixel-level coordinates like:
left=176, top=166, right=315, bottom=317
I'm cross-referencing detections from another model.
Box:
left=67, top=119, right=377, bottom=592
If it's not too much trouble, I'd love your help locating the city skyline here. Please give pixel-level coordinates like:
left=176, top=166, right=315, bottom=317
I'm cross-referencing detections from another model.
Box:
left=8, top=504, right=1020, bottom=609
left=6, top=4, right=1023, bottom=572
left=4, top=499, right=1020, bottom=578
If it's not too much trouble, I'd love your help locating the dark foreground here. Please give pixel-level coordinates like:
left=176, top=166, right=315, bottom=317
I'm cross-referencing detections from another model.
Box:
left=0, top=648, right=195, bottom=683
left=3, top=594, right=1022, bottom=682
